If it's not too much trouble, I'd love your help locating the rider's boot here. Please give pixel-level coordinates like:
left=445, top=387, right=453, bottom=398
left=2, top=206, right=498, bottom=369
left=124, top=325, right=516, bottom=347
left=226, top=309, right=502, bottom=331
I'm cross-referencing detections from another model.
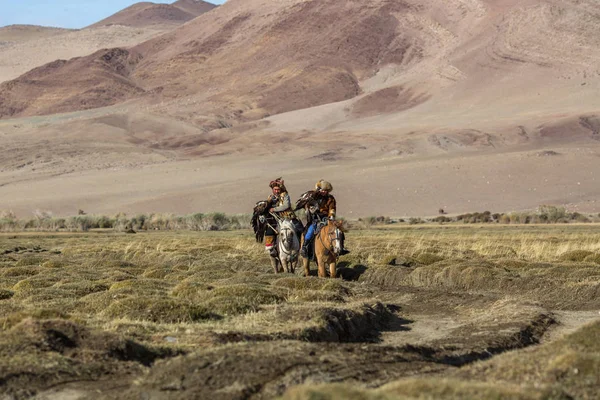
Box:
left=300, top=241, right=309, bottom=258
left=269, top=238, right=279, bottom=258
left=339, top=233, right=350, bottom=256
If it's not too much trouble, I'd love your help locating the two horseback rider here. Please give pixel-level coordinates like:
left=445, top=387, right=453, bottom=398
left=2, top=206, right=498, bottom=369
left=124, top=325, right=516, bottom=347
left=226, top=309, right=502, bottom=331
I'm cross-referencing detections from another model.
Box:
left=295, top=179, right=350, bottom=258
left=252, top=178, right=349, bottom=260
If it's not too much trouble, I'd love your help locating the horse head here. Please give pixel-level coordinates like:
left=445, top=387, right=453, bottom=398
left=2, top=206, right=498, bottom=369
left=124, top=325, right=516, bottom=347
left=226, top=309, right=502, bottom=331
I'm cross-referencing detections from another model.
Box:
left=279, top=219, right=297, bottom=250
left=326, top=220, right=344, bottom=256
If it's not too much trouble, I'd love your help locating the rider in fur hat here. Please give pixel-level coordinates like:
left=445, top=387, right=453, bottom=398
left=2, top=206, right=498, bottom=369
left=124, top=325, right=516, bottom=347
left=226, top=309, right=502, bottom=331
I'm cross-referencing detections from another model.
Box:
left=295, top=179, right=350, bottom=258
left=264, top=178, right=303, bottom=256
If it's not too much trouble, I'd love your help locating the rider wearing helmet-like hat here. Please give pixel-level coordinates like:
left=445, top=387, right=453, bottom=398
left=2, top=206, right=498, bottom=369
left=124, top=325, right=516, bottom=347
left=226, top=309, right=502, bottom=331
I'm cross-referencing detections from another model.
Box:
left=296, top=179, right=350, bottom=258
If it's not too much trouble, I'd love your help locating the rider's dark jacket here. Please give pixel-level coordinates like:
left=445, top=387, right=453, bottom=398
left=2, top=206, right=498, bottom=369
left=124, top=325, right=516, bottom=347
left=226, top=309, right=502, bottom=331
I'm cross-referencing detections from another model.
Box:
left=295, top=191, right=336, bottom=226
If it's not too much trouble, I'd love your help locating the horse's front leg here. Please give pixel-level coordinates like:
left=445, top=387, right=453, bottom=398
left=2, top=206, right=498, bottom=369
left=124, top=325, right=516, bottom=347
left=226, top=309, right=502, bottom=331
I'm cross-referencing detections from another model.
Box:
left=270, top=256, right=281, bottom=274
left=329, top=259, right=337, bottom=278
left=302, top=256, right=310, bottom=277
left=316, top=254, right=326, bottom=278
left=280, top=257, right=290, bottom=274
left=290, top=255, right=296, bottom=274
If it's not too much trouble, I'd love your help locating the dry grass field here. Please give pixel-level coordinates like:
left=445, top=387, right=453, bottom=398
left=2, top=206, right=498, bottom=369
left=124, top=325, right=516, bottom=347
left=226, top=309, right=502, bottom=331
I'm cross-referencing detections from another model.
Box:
left=1, top=224, right=600, bottom=399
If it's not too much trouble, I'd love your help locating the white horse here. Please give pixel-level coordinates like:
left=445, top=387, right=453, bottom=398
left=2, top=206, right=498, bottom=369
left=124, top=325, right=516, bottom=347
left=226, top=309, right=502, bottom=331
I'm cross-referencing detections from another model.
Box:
left=277, top=218, right=300, bottom=274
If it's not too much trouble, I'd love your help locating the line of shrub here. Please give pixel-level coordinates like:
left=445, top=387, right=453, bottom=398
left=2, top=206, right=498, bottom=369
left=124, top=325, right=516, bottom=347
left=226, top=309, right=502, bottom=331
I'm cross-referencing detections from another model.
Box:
left=353, top=206, right=600, bottom=227
left=0, top=210, right=252, bottom=232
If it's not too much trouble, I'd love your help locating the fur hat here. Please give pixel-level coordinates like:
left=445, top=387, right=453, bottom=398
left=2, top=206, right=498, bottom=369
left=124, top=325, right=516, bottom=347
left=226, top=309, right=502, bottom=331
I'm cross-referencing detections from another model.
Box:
left=269, top=177, right=286, bottom=192
left=315, top=179, right=333, bottom=192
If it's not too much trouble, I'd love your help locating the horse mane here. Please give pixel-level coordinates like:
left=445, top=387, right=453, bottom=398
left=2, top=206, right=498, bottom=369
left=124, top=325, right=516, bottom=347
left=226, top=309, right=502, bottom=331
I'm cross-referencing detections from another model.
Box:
left=331, top=219, right=347, bottom=233
left=279, top=219, right=295, bottom=230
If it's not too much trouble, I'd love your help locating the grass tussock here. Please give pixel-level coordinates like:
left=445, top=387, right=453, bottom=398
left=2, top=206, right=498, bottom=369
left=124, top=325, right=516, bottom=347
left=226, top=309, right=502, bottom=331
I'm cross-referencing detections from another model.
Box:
left=558, top=250, right=595, bottom=262
left=0, top=318, right=172, bottom=398
left=281, top=379, right=564, bottom=400
left=102, top=297, right=218, bottom=323
left=0, top=309, right=70, bottom=330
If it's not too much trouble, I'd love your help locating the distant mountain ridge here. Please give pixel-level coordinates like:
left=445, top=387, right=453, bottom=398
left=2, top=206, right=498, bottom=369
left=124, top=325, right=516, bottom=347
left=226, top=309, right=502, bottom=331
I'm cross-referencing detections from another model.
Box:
left=0, top=25, right=73, bottom=42
left=87, top=0, right=217, bottom=28
left=1, top=0, right=599, bottom=145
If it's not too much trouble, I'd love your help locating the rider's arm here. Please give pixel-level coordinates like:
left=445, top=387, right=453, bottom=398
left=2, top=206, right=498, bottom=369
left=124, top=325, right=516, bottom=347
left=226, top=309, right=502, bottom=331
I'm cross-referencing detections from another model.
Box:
left=328, top=196, right=336, bottom=219
left=272, top=193, right=291, bottom=212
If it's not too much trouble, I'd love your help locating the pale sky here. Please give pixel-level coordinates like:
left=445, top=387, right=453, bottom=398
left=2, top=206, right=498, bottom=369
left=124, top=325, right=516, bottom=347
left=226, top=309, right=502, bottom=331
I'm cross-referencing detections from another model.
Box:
left=0, top=0, right=226, bottom=29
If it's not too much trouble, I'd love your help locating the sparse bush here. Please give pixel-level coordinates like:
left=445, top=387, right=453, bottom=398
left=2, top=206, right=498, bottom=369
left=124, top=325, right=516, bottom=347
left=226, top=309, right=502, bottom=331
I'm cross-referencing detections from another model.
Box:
left=570, top=212, right=590, bottom=223
left=355, top=216, right=392, bottom=229
left=538, top=205, right=567, bottom=223
left=65, top=216, right=94, bottom=231
left=499, top=214, right=510, bottom=224
left=97, top=215, right=114, bottom=229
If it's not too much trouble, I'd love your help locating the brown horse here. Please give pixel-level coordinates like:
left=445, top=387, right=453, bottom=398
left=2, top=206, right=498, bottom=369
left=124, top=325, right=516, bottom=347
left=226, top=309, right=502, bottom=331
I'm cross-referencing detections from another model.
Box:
left=301, top=220, right=345, bottom=278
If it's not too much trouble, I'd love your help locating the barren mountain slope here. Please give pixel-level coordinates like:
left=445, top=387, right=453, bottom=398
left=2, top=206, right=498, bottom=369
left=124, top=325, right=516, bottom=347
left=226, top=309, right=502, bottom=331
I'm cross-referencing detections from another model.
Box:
left=1, top=0, right=600, bottom=216
left=0, top=48, right=146, bottom=118
left=1, top=0, right=599, bottom=131
left=0, top=25, right=173, bottom=84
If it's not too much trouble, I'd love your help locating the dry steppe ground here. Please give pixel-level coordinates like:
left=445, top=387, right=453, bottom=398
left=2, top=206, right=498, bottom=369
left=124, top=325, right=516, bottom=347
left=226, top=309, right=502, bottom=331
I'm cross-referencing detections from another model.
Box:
left=1, top=225, right=600, bottom=399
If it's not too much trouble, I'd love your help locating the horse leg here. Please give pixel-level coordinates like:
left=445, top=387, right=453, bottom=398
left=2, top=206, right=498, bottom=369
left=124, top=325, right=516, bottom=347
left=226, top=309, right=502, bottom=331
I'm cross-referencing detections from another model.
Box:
left=270, top=256, right=281, bottom=273
left=317, top=255, right=326, bottom=278
left=281, top=257, right=290, bottom=274
left=290, top=256, right=296, bottom=274
left=329, top=260, right=337, bottom=278
left=302, top=257, right=310, bottom=277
